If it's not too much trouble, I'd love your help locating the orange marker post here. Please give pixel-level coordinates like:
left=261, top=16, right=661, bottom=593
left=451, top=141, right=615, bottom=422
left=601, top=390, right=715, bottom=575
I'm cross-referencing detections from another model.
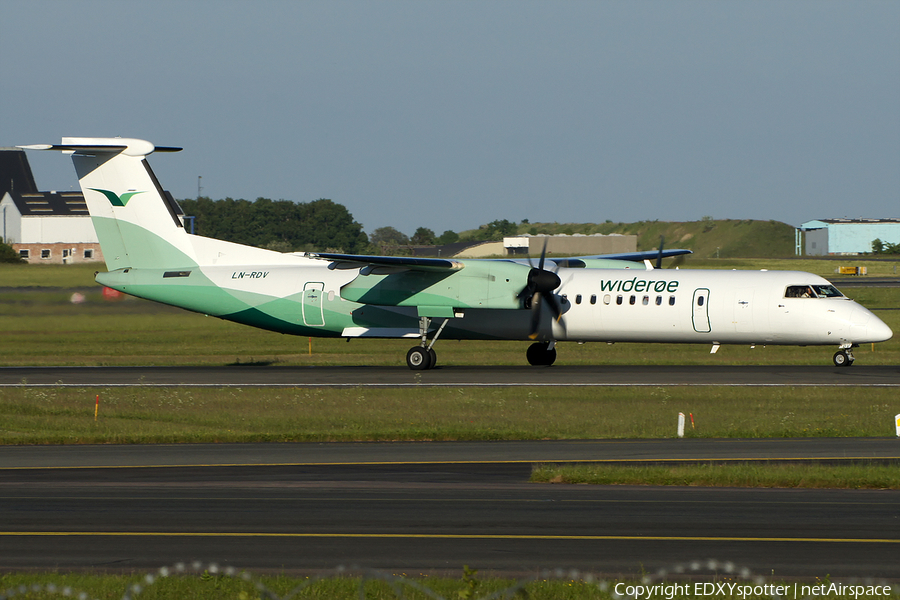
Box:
left=94, top=394, right=99, bottom=421
left=689, top=413, right=695, bottom=429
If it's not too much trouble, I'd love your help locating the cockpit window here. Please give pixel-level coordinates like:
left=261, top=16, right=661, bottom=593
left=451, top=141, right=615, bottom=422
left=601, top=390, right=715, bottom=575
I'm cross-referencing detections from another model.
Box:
left=812, top=284, right=843, bottom=298
left=785, top=284, right=844, bottom=298
left=785, top=285, right=814, bottom=298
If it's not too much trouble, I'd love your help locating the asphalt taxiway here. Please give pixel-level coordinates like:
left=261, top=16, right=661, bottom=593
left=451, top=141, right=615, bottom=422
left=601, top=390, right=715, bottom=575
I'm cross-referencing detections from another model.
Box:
left=2, top=364, right=900, bottom=386
left=1, top=440, right=898, bottom=577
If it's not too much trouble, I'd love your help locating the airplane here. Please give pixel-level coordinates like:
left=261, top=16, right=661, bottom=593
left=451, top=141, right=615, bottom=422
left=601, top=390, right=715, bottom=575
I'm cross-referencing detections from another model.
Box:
left=20, top=137, right=892, bottom=369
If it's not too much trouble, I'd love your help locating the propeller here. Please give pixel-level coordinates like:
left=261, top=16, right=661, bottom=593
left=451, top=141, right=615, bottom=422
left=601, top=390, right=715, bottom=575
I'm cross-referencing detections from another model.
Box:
left=517, top=239, right=562, bottom=338
left=655, top=236, right=665, bottom=270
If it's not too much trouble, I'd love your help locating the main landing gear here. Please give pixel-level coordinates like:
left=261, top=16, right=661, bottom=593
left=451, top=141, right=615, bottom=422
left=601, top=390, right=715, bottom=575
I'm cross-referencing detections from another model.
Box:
left=526, top=340, right=557, bottom=366
left=406, top=316, right=449, bottom=370
left=833, top=346, right=855, bottom=367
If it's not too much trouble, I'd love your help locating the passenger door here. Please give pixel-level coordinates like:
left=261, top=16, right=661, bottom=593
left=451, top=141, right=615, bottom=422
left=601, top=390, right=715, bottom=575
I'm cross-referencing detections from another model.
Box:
left=692, top=288, right=711, bottom=333
left=302, top=282, right=325, bottom=327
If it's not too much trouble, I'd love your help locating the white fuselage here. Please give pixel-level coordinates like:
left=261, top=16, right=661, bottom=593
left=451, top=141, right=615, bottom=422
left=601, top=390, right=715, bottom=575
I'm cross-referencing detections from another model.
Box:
left=450, top=268, right=891, bottom=346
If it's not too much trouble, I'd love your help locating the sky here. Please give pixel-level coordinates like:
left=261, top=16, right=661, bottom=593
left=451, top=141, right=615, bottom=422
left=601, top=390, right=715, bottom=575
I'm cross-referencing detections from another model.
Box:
left=2, top=1, right=897, bottom=237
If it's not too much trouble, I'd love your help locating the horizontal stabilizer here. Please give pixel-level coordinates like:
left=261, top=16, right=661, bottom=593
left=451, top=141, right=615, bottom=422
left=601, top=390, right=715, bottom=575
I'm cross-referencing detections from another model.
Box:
left=19, top=138, right=181, bottom=157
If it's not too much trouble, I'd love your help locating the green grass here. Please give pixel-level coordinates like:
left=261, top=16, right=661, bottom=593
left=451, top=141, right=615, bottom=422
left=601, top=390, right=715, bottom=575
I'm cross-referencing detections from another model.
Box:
left=2, top=571, right=895, bottom=600
left=0, top=262, right=101, bottom=288
left=1, top=386, right=896, bottom=445
left=0, top=283, right=898, bottom=367
left=0, top=571, right=621, bottom=600
left=531, top=462, right=900, bottom=489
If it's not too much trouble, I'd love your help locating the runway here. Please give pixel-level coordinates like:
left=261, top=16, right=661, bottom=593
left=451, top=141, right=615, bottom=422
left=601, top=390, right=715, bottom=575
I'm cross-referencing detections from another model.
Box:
left=2, top=364, right=900, bottom=387
left=1, top=441, right=898, bottom=577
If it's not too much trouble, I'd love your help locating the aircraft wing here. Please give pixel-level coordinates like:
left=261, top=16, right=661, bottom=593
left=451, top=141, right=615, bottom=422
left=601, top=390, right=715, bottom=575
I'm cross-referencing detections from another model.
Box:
left=548, top=249, right=691, bottom=268
left=310, top=252, right=464, bottom=273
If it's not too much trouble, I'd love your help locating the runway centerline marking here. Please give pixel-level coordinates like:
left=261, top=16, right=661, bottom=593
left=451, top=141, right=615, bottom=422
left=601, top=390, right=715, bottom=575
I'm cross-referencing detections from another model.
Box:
left=1, top=531, right=897, bottom=543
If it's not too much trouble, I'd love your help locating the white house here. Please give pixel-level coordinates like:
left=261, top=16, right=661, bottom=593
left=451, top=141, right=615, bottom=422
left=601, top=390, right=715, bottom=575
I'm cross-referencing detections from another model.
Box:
left=1, top=148, right=102, bottom=264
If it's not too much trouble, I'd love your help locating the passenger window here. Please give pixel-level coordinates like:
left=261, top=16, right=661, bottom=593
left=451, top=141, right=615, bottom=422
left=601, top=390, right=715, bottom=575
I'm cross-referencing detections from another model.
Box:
left=669, top=296, right=675, bottom=306
left=603, top=294, right=610, bottom=305
left=590, top=295, right=597, bottom=305
left=616, top=295, right=623, bottom=305
left=655, top=296, right=662, bottom=305
left=642, top=296, right=649, bottom=305
left=575, top=294, right=582, bottom=305
left=629, top=295, right=636, bottom=305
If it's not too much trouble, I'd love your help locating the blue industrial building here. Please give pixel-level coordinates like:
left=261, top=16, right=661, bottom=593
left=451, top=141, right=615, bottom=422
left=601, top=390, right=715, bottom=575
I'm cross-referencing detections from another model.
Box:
left=801, top=218, right=900, bottom=255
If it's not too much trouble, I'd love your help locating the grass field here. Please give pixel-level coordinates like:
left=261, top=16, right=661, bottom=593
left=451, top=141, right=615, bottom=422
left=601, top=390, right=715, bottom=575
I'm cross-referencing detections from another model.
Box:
left=1, top=262, right=899, bottom=492
left=2, top=386, right=897, bottom=445
left=531, top=462, right=900, bottom=489
left=0, top=271, right=898, bottom=367
left=10, top=570, right=890, bottom=600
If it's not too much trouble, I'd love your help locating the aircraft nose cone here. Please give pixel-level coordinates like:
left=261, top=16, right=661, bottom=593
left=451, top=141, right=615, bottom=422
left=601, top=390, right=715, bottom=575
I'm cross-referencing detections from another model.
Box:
left=851, top=306, right=892, bottom=343
left=867, top=313, right=893, bottom=343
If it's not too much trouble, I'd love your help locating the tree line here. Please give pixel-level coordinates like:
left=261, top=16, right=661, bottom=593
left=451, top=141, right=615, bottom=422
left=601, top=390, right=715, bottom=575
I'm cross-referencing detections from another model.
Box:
left=177, top=197, right=525, bottom=255
left=178, top=197, right=369, bottom=254
left=872, top=239, right=900, bottom=255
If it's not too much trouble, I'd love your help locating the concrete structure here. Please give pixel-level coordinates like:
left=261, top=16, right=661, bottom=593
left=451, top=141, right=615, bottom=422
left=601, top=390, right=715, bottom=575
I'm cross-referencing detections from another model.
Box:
left=501, top=233, right=637, bottom=257
left=1, top=148, right=103, bottom=264
left=453, top=241, right=506, bottom=258
left=800, top=218, right=900, bottom=256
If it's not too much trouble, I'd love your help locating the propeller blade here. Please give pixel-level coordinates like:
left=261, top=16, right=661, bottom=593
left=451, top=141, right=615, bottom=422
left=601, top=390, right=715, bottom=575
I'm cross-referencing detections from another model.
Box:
left=528, top=292, right=542, bottom=339
left=670, top=253, right=686, bottom=269
left=537, top=237, right=548, bottom=272
left=655, top=235, right=665, bottom=270
left=544, top=291, right=561, bottom=321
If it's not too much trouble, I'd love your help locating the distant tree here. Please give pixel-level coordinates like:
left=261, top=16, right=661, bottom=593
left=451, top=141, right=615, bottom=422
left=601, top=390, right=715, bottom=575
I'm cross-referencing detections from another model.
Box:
left=466, top=219, right=518, bottom=241
left=370, top=226, right=409, bottom=252
left=436, top=230, right=459, bottom=245
left=0, top=239, right=23, bottom=263
left=411, top=227, right=436, bottom=245
left=872, top=238, right=900, bottom=255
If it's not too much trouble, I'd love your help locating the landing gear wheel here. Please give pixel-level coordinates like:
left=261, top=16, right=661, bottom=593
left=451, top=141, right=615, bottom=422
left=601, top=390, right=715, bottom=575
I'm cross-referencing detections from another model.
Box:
left=428, top=348, right=437, bottom=368
left=526, top=342, right=557, bottom=366
left=832, top=350, right=854, bottom=367
left=407, top=346, right=433, bottom=370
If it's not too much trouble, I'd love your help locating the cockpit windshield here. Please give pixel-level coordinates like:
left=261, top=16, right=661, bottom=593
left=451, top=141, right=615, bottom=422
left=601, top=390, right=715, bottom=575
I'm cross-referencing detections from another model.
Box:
left=784, top=285, right=844, bottom=299
left=811, top=284, right=844, bottom=298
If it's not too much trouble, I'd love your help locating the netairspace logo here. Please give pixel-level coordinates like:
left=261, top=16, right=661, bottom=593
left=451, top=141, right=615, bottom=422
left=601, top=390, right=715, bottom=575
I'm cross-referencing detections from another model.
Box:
left=614, top=582, right=895, bottom=599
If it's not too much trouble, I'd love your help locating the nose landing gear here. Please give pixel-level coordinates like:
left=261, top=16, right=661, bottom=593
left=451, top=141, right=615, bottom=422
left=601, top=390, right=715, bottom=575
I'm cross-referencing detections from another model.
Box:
left=833, top=346, right=855, bottom=367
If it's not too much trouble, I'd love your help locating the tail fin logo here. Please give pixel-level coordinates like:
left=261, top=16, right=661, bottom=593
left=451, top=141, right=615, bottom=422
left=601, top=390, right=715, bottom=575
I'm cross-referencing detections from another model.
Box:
left=89, top=188, right=145, bottom=207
